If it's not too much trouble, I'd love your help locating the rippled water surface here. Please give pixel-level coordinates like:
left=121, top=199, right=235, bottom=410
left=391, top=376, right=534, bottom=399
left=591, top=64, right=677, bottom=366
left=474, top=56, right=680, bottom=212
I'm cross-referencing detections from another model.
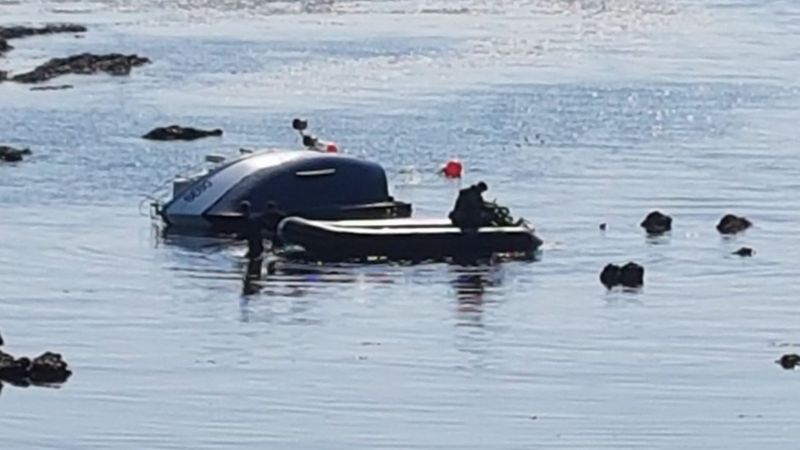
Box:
left=2, top=0, right=800, bottom=448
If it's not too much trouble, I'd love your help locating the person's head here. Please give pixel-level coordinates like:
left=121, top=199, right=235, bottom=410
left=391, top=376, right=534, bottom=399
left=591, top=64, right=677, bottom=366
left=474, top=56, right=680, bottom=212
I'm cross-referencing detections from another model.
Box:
left=476, top=181, right=488, bottom=192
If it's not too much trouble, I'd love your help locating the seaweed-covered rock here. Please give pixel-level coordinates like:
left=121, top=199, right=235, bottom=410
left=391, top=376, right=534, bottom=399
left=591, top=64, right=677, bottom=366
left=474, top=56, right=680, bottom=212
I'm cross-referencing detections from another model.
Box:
left=619, top=262, right=644, bottom=288
left=717, top=214, right=752, bottom=235
left=0, top=350, right=30, bottom=383
left=143, top=125, right=224, bottom=141
left=733, top=247, right=754, bottom=257
left=11, top=53, right=150, bottom=84
left=777, top=354, right=800, bottom=370
left=599, top=264, right=620, bottom=289
left=28, top=352, right=72, bottom=383
left=0, top=146, right=32, bottom=162
left=640, top=210, right=672, bottom=235
left=0, top=24, right=86, bottom=40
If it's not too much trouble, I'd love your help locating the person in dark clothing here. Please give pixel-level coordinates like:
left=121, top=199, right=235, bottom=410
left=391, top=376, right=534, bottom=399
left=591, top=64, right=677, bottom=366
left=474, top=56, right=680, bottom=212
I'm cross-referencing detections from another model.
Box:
left=449, top=181, right=493, bottom=229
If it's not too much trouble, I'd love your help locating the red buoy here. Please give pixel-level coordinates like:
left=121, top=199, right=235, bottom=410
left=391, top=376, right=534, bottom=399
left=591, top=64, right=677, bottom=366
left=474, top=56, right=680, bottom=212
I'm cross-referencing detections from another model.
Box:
left=325, top=142, right=338, bottom=153
left=442, top=159, right=463, bottom=178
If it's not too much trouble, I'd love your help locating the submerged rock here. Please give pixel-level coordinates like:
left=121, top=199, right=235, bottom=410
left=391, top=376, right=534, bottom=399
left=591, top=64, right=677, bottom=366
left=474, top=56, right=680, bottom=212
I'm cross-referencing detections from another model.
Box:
left=28, top=352, right=72, bottom=383
left=0, top=38, right=10, bottom=56
left=0, top=146, right=32, bottom=162
left=11, top=53, right=150, bottom=84
left=777, top=354, right=800, bottom=370
left=640, top=210, right=672, bottom=235
left=733, top=247, right=754, bottom=257
left=717, top=214, right=752, bottom=235
left=0, top=24, right=86, bottom=41
left=600, top=262, right=644, bottom=289
left=142, top=125, right=224, bottom=141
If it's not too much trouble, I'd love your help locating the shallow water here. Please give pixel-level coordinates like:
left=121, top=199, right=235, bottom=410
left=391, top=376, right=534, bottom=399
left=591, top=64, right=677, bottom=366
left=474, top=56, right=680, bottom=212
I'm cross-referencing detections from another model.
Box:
left=2, top=0, right=800, bottom=448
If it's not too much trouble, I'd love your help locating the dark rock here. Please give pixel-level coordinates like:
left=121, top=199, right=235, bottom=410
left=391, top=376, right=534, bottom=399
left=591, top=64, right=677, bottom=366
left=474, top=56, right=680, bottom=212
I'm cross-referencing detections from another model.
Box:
left=0, top=24, right=87, bottom=41
left=30, top=84, right=73, bottom=91
left=0, top=146, right=32, bottom=162
left=717, top=214, right=752, bottom=235
left=0, top=350, right=30, bottom=383
left=142, top=125, right=224, bottom=141
left=599, top=223, right=607, bottom=231
left=599, top=264, right=620, bottom=289
left=0, top=70, right=7, bottom=82
left=28, top=352, right=72, bottom=383
left=0, top=25, right=85, bottom=58
left=0, top=38, right=10, bottom=56
left=640, top=210, right=672, bottom=235
left=733, top=247, right=754, bottom=257
left=11, top=53, right=150, bottom=84
left=0, top=349, right=71, bottom=384
left=0, top=330, right=3, bottom=346
left=777, top=354, right=800, bottom=370
left=619, top=262, right=644, bottom=288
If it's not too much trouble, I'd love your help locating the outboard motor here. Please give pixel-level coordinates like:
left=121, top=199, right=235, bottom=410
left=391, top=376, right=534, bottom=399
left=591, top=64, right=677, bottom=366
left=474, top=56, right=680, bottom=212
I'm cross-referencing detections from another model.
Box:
left=154, top=118, right=412, bottom=234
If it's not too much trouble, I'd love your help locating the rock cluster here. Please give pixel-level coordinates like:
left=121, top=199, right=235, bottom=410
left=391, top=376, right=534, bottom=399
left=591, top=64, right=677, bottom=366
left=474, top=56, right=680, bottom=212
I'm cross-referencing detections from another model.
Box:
left=11, top=53, right=150, bottom=84
left=0, top=350, right=72, bottom=385
left=600, top=262, right=644, bottom=289
left=0, top=331, right=72, bottom=386
left=143, top=125, right=224, bottom=141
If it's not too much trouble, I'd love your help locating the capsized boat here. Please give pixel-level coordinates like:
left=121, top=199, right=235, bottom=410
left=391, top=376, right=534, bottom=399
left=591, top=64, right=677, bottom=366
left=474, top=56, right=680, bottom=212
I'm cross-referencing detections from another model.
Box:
left=150, top=120, right=411, bottom=234
left=276, top=217, right=543, bottom=262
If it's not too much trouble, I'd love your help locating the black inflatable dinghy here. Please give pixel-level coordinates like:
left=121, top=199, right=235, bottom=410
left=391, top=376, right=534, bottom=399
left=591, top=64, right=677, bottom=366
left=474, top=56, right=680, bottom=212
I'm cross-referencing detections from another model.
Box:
left=277, top=217, right=542, bottom=261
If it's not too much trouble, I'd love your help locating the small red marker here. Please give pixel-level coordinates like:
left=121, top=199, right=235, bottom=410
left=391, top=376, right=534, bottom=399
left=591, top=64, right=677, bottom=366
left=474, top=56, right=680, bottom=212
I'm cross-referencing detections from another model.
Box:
left=441, top=159, right=463, bottom=178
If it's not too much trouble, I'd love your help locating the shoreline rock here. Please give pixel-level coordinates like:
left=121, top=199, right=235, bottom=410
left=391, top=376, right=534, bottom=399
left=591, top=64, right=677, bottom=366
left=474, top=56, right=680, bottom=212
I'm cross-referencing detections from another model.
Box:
left=0, top=146, right=32, bottom=162
left=143, top=125, right=224, bottom=141
left=0, top=24, right=85, bottom=58
left=0, top=24, right=87, bottom=41
left=733, top=247, right=754, bottom=257
left=11, top=53, right=150, bottom=84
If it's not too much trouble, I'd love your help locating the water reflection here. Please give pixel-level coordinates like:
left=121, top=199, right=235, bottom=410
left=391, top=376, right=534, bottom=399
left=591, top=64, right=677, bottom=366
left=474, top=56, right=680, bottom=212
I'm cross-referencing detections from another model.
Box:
left=449, top=263, right=505, bottom=327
